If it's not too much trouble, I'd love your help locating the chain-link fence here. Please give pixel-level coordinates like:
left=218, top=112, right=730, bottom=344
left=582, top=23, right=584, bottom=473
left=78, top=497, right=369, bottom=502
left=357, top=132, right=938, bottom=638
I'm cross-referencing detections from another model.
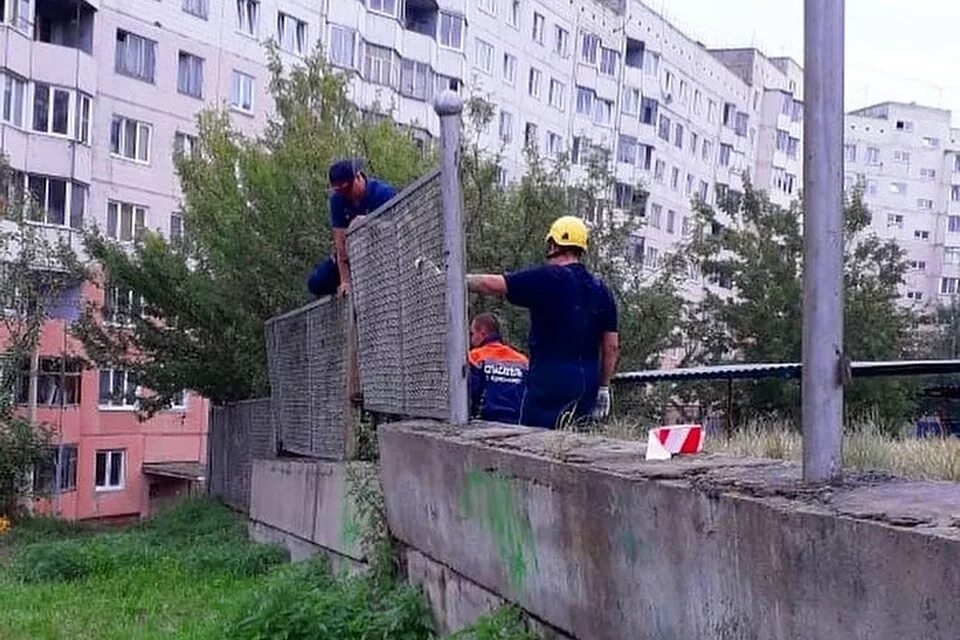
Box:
left=207, top=398, right=274, bottom=512
left=348, top=168, right=450, bottom=419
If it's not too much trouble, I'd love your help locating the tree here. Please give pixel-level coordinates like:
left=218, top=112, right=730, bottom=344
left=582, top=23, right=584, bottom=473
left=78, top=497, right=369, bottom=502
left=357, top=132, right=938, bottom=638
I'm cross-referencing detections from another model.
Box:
left=681, top=183, right=917, bottom=427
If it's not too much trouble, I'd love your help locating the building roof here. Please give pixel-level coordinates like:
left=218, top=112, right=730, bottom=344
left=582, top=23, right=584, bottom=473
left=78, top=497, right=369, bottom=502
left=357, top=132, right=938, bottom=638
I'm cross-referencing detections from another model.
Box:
left=613, top=360, right=960, bottom=384
left=142, top=461, right=206, bottom=481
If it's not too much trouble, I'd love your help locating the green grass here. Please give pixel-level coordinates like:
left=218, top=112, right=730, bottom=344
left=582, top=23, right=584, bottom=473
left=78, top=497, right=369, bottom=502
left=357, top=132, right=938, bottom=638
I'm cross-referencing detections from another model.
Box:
left=0, top=498, right=538, bottom=640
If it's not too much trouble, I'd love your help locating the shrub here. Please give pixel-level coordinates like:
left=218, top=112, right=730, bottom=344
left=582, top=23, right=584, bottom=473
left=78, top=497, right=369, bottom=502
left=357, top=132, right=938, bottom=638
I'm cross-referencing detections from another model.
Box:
left=11, top=539, right=97, bottom=583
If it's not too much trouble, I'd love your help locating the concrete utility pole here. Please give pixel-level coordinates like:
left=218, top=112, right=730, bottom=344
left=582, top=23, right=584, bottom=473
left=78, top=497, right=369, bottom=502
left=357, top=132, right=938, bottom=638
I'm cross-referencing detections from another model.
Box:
left=802, top=0, right=845, bottom=482
left=434, top=90, right=469, bottom=426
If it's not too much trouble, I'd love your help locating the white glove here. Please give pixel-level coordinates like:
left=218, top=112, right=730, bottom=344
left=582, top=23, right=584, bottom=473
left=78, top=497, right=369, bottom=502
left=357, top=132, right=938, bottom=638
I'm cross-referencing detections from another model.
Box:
left=592, top=386, right=612, bottom=420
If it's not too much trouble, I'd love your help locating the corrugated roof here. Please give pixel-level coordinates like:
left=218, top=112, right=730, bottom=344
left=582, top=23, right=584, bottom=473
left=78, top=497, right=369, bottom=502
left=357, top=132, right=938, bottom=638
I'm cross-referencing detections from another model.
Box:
left=613, top=360, right=960, bottom=384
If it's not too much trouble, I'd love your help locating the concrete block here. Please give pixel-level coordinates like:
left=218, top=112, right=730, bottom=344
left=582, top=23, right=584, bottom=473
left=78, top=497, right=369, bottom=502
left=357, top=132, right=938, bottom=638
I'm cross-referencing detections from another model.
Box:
left=379, top=421, right=960, bottom=640
left=312, top=462, right=367, bottom=561
left=248, top=520, right=366, bottom=575
left=250, top=459, right=319, bottom=541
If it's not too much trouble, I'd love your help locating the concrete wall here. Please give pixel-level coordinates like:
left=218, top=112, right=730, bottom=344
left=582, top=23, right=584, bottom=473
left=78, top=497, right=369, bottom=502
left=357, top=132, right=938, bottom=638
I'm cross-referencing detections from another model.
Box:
left=378, top=422, right=960, bottom=640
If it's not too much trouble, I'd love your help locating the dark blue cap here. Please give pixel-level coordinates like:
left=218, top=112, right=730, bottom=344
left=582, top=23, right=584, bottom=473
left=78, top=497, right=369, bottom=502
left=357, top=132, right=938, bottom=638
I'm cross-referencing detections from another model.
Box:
left=329, top=158, right=363, bottom=185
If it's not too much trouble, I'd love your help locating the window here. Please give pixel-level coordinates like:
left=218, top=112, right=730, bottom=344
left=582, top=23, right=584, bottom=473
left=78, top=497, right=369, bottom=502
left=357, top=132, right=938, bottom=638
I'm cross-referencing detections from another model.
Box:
left=524, top=122, right=538, bottom=150
left=528, top=67, right=541, bottom=99
left=866, top=147, right=880, bottom=165
left=477, top=0, right=497, bottom=16
left=889, top=182, right=907, bottom=195
left=509, top=0, right=520, bottom=28
left=581, top=32, right=599, bottom=64
left=177, top=52, right=204, bottom=98
left=658, top=114, right=671, bottom=141
left=914, top=230, right=930, bottom=240
left=648, top=203, right=662, bottom=229
left=570, top=137, right=588, bottom=165
left=945, top=248, right=960, bottom=265
left=776, top=129, right=790, bottom=152
left=787, top=137, right=799, bottom=159
left=400, top=59, right=431, bottom=100
left=918, top=198, right=934, bottom=210
left=644, top=246, right=660, bottom=269
left=887, top=213, right=903, bottom=228
left=689, top=132, right=698, bottom=157
left=26, top=175, right=85, bottom=228
left=622, top=88, right=639, bottom=116
left=865, top=179, right=878, bottom=196
left=236, top=0, right=259, bottom=35
left=722, top=102, right=735, bottom=126
left=103, top=284, right=143, bottom=325
left=617, top=135, right=637, bottom=165
left=893, top=150, right=911, bottom=163
left=718, top=144, right=732, bottom=167
left=664, top=71, right=674, bottom=93
left=671, top=166, right=679, bottom=190
left=532, top=12, right=545, bottom=44
left=439, top=12, right=464, bottom=49
left=949, top=216, right=960, bottom=233
left=364, top=45, right=396, bottom=87
left=174, top=131, right=198, bottom=157
left=475, top=39, right=494, bottom=74
left=110, top=115, right=151, bottom=163
left=702, top=140, right=713, bottom=163
left=679, top=81, right=688, bottom=104
left=599, top=47, right=618, bottom=76
left=277, top=13, right=307, bottom=55
left=666, top=209, right=676, bottom=234
left=896, top=119, right=913, bottom=131
left=594, top=99, right=612, bottom=125
left=183, top=0, right=208, bottom=19
left=640, top=97, right=658, bottom=125
left=95, top=449, right=125, bottom=490
left=614, top=183, right=633, bottom=209
left=170, top=212, right=184, bottom=241
left=115, top=30, right=156, bottom=83
left=548, top=79, right=565, bottom=110
left=16, top=358, right=83, bottom=407
left=576, top=86, right=593, bottom=116
left=942, top=278, right=959, bottom=295
left=654, top=159, right=665, bottom=183
left=330, top=26, right=358, bottom=68
left=33, top=445, right=78, bottom=494
left=920, top=167, right=937, bottom=180
left=498, top=110, right=513, bottom=143
left=954, top=186, right=960, bottom=202
left=909, top=260, right=928, bottom=270
left=230, top=70, right=255, bottom=112
left=844, top=143, right=856, bottom=163
left=685, top=173, right=694, bottom=196
left=707, top=100, right=717, bottom=123
left=547, top=132, right=562, bottom=157
left=698, top=180, right=709, bottom=202
left=502, top=53, right=517, bottom=85
left=954, top=155, right=960, bottom=174
left=554, top=26, right=570, bottom=57
left=106, top=201, right=146, bottom=242
left=674, top=123, right=683, bottom=148
left=31, top=84, right=71, bottom=136
left=734, top=112, right=748, bottom=136
left=2, top=74, right=25, bottom=127
left=923, top=136, right=940, bottom=149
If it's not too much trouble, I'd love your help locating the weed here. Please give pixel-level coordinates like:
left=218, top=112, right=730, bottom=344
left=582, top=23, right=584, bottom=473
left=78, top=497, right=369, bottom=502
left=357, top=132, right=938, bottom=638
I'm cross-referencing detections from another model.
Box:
left=452, top=607, right=538, bottom=640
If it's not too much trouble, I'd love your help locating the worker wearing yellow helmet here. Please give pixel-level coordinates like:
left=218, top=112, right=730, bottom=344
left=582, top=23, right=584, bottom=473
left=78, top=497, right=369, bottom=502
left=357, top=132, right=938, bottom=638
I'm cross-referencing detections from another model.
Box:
left=467, top=216, right=620, bottom=428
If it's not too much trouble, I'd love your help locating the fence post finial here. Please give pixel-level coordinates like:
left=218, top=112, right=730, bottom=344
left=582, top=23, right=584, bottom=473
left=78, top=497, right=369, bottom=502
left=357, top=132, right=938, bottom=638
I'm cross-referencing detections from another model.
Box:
left=434, top=90, right=469, bottom=426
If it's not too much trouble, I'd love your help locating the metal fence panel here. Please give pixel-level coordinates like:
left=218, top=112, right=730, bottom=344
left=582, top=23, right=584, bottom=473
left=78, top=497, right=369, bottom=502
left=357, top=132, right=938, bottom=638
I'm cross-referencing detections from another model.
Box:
left=207, top=399, right=274, bottom=513
left=266, top=305, right=312, bottom=455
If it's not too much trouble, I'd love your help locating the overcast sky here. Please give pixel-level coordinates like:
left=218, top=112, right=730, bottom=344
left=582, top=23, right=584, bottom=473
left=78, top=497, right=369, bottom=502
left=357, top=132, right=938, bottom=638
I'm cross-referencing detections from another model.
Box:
left=659, top=0, right=960, bottom=125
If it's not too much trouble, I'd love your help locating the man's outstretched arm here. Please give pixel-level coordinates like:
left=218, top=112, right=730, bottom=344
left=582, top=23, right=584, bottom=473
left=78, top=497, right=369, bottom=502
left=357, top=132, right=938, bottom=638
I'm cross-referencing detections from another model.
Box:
left=467, top=274, right=507, bottom=297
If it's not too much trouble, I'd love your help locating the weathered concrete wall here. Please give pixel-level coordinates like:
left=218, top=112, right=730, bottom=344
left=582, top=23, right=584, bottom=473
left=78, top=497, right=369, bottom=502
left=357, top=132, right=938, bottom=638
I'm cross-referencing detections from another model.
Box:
left=249, top=459, right=366, bottom=563
left=379, top=422, right=960, bottom=640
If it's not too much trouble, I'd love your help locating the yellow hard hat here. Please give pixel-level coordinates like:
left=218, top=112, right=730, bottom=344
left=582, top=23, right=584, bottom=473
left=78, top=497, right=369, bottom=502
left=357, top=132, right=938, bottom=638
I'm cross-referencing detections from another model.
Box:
left=546, top=216, right=588, bottom=251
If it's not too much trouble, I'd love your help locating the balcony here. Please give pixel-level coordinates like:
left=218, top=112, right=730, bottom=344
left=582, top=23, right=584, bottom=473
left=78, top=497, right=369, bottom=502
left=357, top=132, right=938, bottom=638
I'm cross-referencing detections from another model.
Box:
left=35, top=0, right=95, bottom=54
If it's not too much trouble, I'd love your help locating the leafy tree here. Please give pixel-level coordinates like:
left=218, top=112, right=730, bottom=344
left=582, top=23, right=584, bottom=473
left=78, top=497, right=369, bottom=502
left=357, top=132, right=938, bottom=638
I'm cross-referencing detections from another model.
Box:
left=681, top=183, right=917, bottom=427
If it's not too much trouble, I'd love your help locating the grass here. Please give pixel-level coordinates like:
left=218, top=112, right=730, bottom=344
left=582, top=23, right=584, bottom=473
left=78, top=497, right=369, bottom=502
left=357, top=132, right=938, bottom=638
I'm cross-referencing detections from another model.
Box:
left=0, top=498, right=539, bottom=640
left=599, top=417, right=960, bottom=481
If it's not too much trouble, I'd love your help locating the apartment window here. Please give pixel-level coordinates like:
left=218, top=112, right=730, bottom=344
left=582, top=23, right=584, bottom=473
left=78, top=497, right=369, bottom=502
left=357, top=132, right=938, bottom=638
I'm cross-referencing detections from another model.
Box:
left=776, top=129, right=790, bottom=152
left=654, top=159, right=665, bottom=183
left=614, top=183, right=633, bottom=209
left=844, top=143, right=856, bottom=163
left=707, top=100, right=717, bottom=123
left=943, top=278, right=959, bottom=295
left=950, top=216, right=960, bottom=233
left=906, top=291, right=923, bottom=301
left=918, top=198, right=934, bottom=210
left=920, top=167, right=937, bottom=180
left=547, top=132, right=563, bottom=157
left=640, top=97, right=658, bottom=125
left=236, top=0, right=259, bottom=35
left=689, top=132, right=698, bottom=157
left=674, top=123, right=683, bottom=149
left=702, top=140, right=713, bottom=163
left=895, top=119, right=913, bottom=131
left=685, top=173, right=694, bottom=196
left=866, top=147, right=880, bottom=165
left=31, top=84, right=70, bottom=136
left=329, top=26, right=358, bottom=68
left=439, top=12, right=464, bottom=49
left=170, top=212, right=184, bottom=241
left=644, top=246, right=660, bottom=269
left=498, top=110, right=513, bottom=143
left=33, top=444, right=78, bottom=494
left=475, top=39, right=494, bottom=75
left=115, top=30, right=156, bottom=83
left=679, top=81, right=688, bottom=104
left=657, top=114, right=671, bottom=141
left=95, top=449, right=125, bottom=490
left=954, top=155, right=960, bottom=174
left=787, top=137, right=799, bottom=159
left=110, top=115, right=151, bottom=162
left=785, top=173, right=796, bottom=194
left=230, top=71, right=255, bottom=112
left=865, top=179, right=878, bottom=196
left=532, top=13, right=545, bottom=44
left=277, top=13, right=307, bottom=55
left=671, top=166, right=679, bottom=191
left=698, top=180, right=709, bottom=202
left=399, top=60, right=431, bottom=100
left=944, top=248, right=960, bottom=265
left=177, top=52, right=204, bottom=98
left=570, top=136, right=587, bottom=165
left=26, top=175, right=85, bottom=228
left=2, top=73, right=25, bottom=127
left=599, top=47, right=618, bottom=76
left=502, top=53, right=517, bottom=85
left=524, top=122, right=538, bottom=150
left=914, top=230, right=930, bottom=240
left=692, top=89, right=702, bottom=115
left=723, top=102, right=735, bottom=126
left=622, top=88, right=639, bottom=116
left=174, top=131, right=198, bottom=158
left=477, top=0, right=497, bottom=16
left=923, top=136, right=940, bottom=149
left=717, top=144, right=732, bottom=167
left=594, top=99, right=612, bottom=125
left=734, top=112, right=748, bottom=137
left=528, top=67, right=542, bottom=99
left=548, top=79, right=565, bottom=110
left=664, top=70, right=674, bottom=93
left=580, top=32, right=599, bottom=64
left=549, top=25, right=569, bottom=58
left=887, top=213, right=903, bottom=228
left=909, top=260, right=928, bottom=270
left=182, top=0, right=208, bottom=19
left=509, top=0, right=520, bottom=28
left=666, top=209, right=676, bottom=234
left=617, top=135, right=636, bottom=165
left=954, top=186, right=960, bottom=202
left=106, top=201, right=146, bottom=242
left=889, top=182, right=907, bottom=195
left=576, top=86, right=593, bottom=116
left=893, top=150, right=910, bottom=163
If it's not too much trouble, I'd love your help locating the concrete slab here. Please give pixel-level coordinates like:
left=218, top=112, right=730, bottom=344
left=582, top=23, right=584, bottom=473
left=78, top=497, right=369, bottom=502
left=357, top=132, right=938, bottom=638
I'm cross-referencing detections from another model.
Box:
left=248, top=520, right=366, bottom=575
left=250, top=459, right=319, bottom=541
left=312, top=462, right=367, bottom=561
left=379, top=421, right=960, bottom=640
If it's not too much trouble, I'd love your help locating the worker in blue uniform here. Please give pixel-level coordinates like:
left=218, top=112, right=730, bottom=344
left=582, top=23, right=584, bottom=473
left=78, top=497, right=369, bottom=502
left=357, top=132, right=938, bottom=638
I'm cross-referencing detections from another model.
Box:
left=468, top=312, right=528, bottom=424
left=307, top=159, right=398, bottom=298
left=467, top=216, right=620, bottom=429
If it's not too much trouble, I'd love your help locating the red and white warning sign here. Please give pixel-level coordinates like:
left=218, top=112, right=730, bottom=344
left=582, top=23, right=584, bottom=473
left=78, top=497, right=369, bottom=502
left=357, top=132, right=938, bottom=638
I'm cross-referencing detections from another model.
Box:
left=645, top=424, right=704, bottom=461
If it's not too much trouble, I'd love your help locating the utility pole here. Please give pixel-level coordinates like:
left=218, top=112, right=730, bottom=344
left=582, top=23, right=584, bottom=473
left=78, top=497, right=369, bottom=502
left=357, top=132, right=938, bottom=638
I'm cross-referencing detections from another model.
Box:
left=434, top=90, right=469, bottom=426
left=802, top=0, right=845, bottom=482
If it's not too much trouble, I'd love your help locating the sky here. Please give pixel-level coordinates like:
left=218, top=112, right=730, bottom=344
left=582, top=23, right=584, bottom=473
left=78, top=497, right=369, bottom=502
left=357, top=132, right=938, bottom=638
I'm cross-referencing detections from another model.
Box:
left=658, top=0, right=960, bottom=125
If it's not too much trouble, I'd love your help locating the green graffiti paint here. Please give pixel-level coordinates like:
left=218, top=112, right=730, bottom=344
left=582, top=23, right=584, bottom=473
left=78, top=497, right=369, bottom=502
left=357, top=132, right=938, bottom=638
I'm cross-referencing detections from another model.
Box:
left=621, top=530, right=640, bottom=565
left=340, top=497, right=360, bottom=549
left=460, top=470, right=539, bottom=590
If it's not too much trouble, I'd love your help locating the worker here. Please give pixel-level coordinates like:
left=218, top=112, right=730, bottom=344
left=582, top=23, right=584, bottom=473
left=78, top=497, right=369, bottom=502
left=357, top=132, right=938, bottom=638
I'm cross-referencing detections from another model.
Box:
left=466, top=216, right=619, bottom=429
left=468, top=312, right=529, bottom=424
left=307, top=159, right=398, bottom=298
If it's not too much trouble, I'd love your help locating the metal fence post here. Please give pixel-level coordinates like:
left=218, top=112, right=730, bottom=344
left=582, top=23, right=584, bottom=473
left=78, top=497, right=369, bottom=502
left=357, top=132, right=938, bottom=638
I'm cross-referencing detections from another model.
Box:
left=434, top=90, right=469, bottom=426
left=802, top=0, right=845, bottom=482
